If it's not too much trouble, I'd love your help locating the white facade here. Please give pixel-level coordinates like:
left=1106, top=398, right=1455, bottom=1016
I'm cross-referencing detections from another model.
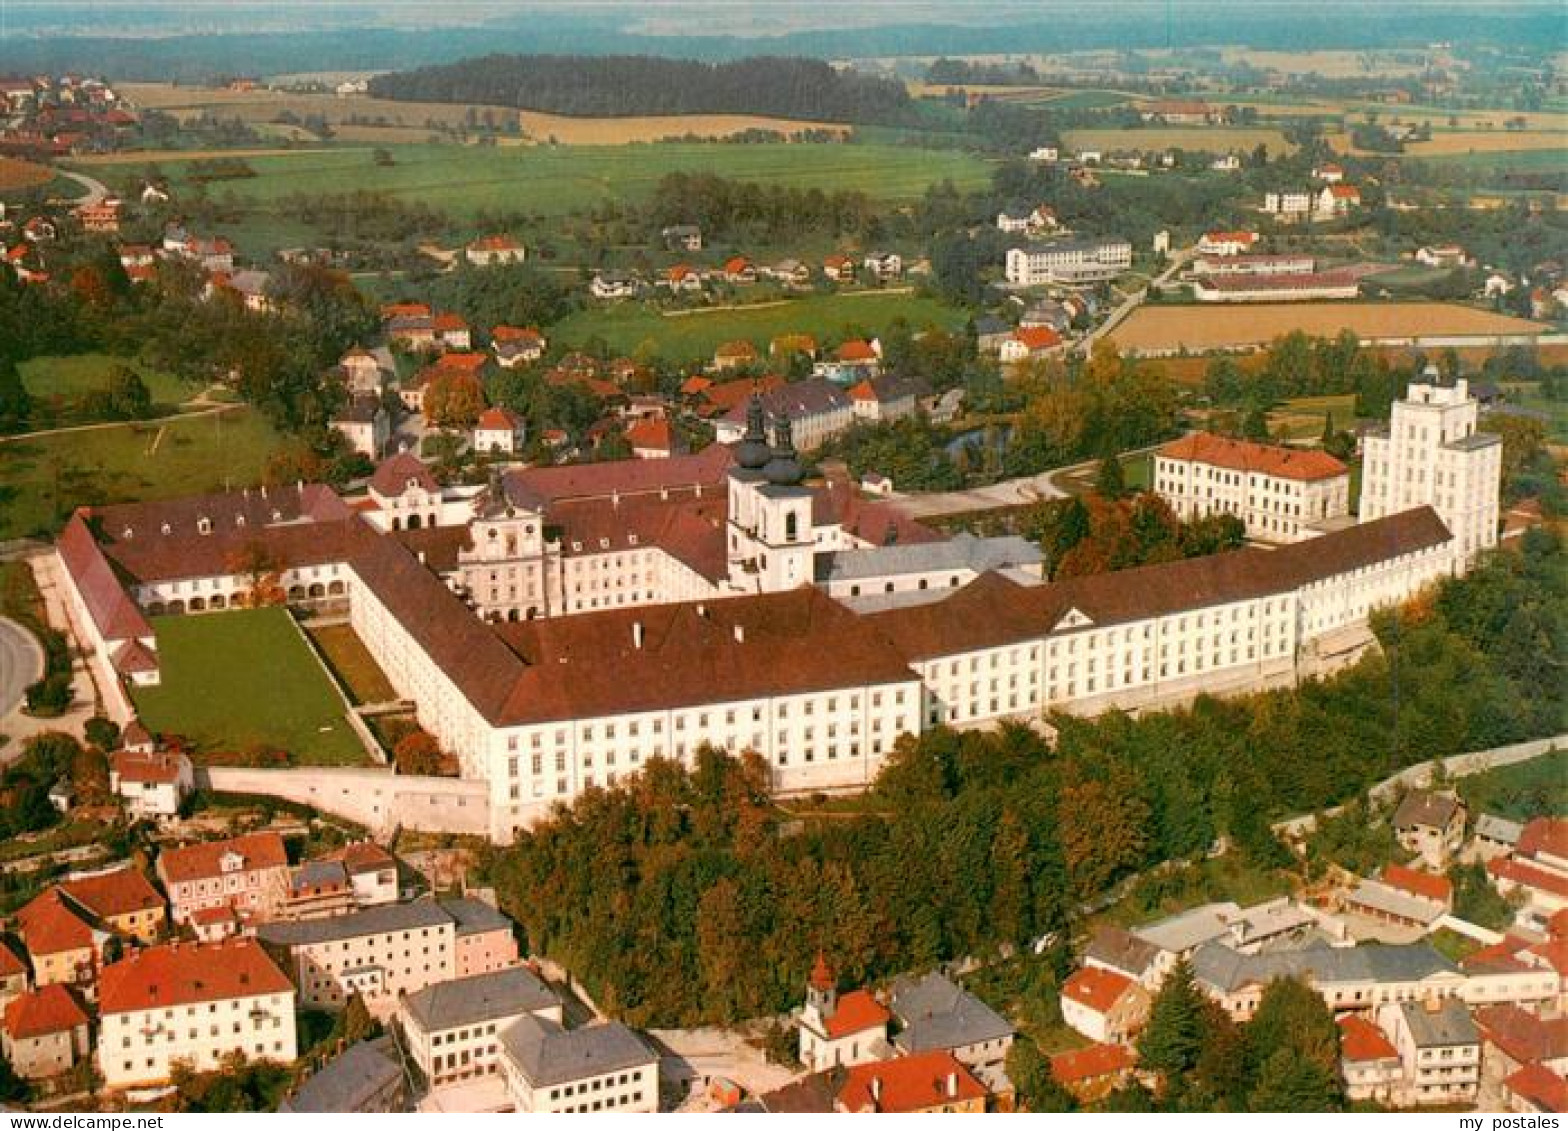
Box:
left=1154, top=444, right=1351, bottom=542
left=99, top=987, right=296, bottom=1089
left=1361, top=374, right=1501, bottom=563
left=1005, top=239, right=1131, bottom=286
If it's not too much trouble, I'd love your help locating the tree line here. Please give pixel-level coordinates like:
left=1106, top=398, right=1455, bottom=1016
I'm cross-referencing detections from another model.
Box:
left=368, top=54, right=913, bottom=126
left=483, top=529, right=1565, bottom=1028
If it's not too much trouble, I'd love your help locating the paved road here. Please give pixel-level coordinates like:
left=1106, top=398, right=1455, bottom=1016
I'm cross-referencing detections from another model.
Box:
left=59, top=169, right=110, bottom=207
left=0, top=618, right=44, bottom=719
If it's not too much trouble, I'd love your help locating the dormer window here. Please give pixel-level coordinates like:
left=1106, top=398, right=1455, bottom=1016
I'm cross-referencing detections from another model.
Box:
left=271, top=510, right=282, bottom=521
left=197, top=517, right=212, bottom=535
left=407, top=477, right=419, bottom=491
left=599, top=538, right=610, bottom=549
left=122, top=527, right=134, bottom=539
left=628, top=534, right=638, bottom=546
left=571, top=541, right=582, bottom=552
left=235, top=515, right=245, bottom=527
left=160, top=523, right=171, bottom=535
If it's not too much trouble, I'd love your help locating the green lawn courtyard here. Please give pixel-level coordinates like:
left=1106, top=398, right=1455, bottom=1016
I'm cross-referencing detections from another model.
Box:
left=131, top=607, right=370, bottom=766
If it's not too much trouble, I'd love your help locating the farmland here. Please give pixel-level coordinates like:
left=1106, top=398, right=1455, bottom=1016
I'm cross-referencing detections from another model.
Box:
left=1330, top=129, right=1568, bottom=159
left=1110, top=302, right=1553, bottom=356
left=75, top=141, right=994, bottom=222
left=132, top=607, right=369, bottom=767
left=0, top=157, right=53, bottom=192
left=552, top=290, right=967, bottom=363
left=1062, top=126, right=1294, bottom=156
left=0, top=406, right=303, bottom=540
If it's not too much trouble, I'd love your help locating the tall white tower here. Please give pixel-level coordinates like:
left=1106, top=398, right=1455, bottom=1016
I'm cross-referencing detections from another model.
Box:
left=726, top=396, right=815, bottom=594
left=1361, top=366, right=1501, bottom=567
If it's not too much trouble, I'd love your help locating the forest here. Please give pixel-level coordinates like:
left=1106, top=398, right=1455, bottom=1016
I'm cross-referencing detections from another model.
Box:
left=368, top=54, right=913, bottom=125
left=485, top=528, right=1566, bottom=1028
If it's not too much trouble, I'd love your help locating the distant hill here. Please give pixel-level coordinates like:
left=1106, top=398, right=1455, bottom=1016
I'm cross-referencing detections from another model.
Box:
left=367, top=54, right=913, bottom=126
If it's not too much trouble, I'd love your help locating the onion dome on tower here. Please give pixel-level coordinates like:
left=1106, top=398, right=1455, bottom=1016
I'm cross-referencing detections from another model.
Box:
left=735, top=392, right=772, bottom=471
left=763, top=415, right=804, bottom=487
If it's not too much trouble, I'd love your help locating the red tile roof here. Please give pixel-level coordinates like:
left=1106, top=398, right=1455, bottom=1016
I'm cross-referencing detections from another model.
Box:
left=469, top=234, right=519, bottom=251
left=323, top=841, right=396, bottom=876
left=57, top=512, right=152, bottom=643
left=1051, top=1042, right=1135, bottom=1083
left=1013, top=326, right=1063, bottom=352
left=1551, top=908, right=1568, bottom=939
left=1160, top=432, right=1348, bottom=482
left=701, top=375, right=784, bottom=414
left=111, top=639, right=159, bottom=674
left=60, top=868, right=164, bottom=920
left=1062, top=966, right=1137, bottom=1014
left=1528, top=938, right=1568, bottom=975
left=432, top=312, right=469, bottom=332
left=370, top=451, right=440, bottom=498
left=823, top=989, right=891, bottom=1040
left=715, top=339, right=759, bottom=361
left=723, top=256, right=752, bottom=276
left=15, top=889, right=95, bottom=957
left=1520, top=818, right=1568, bottom=863
left=679, top=375, right=712, bottom=396
left=475, top=406, right=522, bottom=432
left=836, top=339, right=878, bottom=363
left=1506, top=1063, right=1568, bottom=1113
left=1490, top=857, right=1568, bottom=900
left=1380, top=864, right=1452, bottom=905
left=5, top=985, right=88, bottom=1040
left=1462, top=934, right=1533, bottom=974
left=112, top=749, right=186, bottom=785
left=503, top=444, right=733, bottom=509
left=492, top=325, right=544, bottom=344
left=1328, top=184, right=1361, bottom=200
left=626, top=416, right=676, bottom=453
left=0, top=942, right=26, bottom=979
left=1475, top=1005, right=1568, bottom=1066
left=1203, top=230, right=1258, bottom=246
left=157, top=831, right=288, bottom=885
left=838, top=1050, right=986, bottom=1112
left=433, top=351, right=487, bottom=374
left=1338, top=1014, right=1399, bottom=1062
left=99, top=939, right=293, bottom=1015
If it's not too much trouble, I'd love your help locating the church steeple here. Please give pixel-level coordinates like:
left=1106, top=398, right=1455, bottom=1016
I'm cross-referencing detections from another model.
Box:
left=805, top=951, right=838, bottom=1023
left=763, top=415, right=804, bottom=487
left=735, top=391, right=771, bottom=471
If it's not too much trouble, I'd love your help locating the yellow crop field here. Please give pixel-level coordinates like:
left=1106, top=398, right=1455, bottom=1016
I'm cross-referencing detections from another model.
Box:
left=1329, top=129, right=1567, bottom=158
left=1063, top=126, right=1294, bottom=156
left=1110, top=302, right=1552, bottom=355
left=515, top=110, right=849, bottom=145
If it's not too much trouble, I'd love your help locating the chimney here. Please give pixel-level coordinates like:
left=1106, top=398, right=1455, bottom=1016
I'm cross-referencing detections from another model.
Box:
left=417, top=551, right=426, bottom=565
left=733, top=624, right=744, bottom=644
left=946, top=1071, right=958, bottom=1099
left=696, top=603, right=707, bottom=618
left=611, top=489, right=619, bottom=509
left=632, top=621, right=644, bottom=649
left=870, top=1076, right=882, bottom=1107
left=259, top=485, right=268, bottom=499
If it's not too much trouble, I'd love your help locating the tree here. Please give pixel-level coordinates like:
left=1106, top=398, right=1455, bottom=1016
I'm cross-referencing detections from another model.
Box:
left=0, top=355, right=31, bottom=434
left=423, top=372, right=486, bottom=430
left=84, top=716, right=120, bottom=751
left=1007, top=1038, right=1075, bottom=1112
left=1138, top=960, right=1209, bottom=1082
left=101, top=365, right=153, bottom=419
left=1095, top=452, right=1127, bottom=500
left=394, top=731, right=444, bottom=775
left=0, top=1047, right=28, bottom=1103
left=1243, top=977, right=1344, bottom=1111
left=1241, top=405, right=1271, bottom=442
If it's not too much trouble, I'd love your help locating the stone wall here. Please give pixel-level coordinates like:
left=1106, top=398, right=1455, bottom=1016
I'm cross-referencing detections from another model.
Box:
left=198, top=766, right=490, bottom=838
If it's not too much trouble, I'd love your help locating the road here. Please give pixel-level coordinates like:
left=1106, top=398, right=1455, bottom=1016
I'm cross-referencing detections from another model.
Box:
left=0, top=618, right=43, bottom=719
left=59, top=169, right=110, bottom=207
left=1077, top=247, right=1195, bottom=357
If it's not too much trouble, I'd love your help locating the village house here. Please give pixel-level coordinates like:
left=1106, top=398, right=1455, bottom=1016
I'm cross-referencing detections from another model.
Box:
left=1376, top=997, right=1480, bottom=1106
left=1505, top=1063, right=1568, bottom=1114
left=1393, top=791, right=1468, bottom=869
left=13, top=890, right=99, bottom=993
left=473, top=406, right=526, bottom=456
left=97, top=939, right=297, bottom=1089
left=626, top=416, right=684, bottom=460
left=722, top=256, right=757, bottom=285
left=1474, top=1004, right=1568, bottom=1098
left=814, top=338, right=881, bottom=384
left=1489, top=817, right=1568, bottom=923
left=862, top=251, right=902, bottom=282
left=57, top=867, right=165, bottom=944
left=109, top=748, right=193, bottom=819
left=662, top=263, right=704, bottom=294
left=399, top=965, right=561, bottom=1089
left=2, top=985, right=90, bottom=1081
left=156, top=831, right=291, bottom=929
left=320, top=841, right=399, bottom=907
left=1339, top=1013, right=1404, bottom=1103
left=889, top=971, right=1015, bottom=1088
left=1318, top=184, right=1362, bottom=218
left=1416, top=245, right=1471, bottom=269
left=1210, top=153, right=1242, bottom=172
left=848, top=375, right=919, bottom=424
left=383, top=303, right=437, bottom=350
left=465, top=235, right=525, bottom=267
left=433, top=312, right=472, bottom=351
left=1051, top=1042, right=1136, bottom=1103
left=712, top=339, right=761, bottom=374
left=661, top=224, right=702, bottom=252
left=332, top=396, right=391, bottom=460
left=1197, top=230, right=1259, bottom=257
left=497, top=1016, right=658, bottom=1113
left=766, top=259, right=812, bottom=287
left=836, top=1050, right=988, bottom=1114
left=0, top=945, right=28, bottom=1013
left=1060, top=965, right=1151, bottom=1045
left=1475, top=813, right=1525, bottom=860
left=590, top=271, right=640, bottom=300
left=74, top=197, right=121, bottom=234
left=337, top=347, right=389, bottom=395
left=1314, top=163, right=1346, bottom=184
left=998, top=326, right=1064, bottom=363
left=1154, top=432, right=1351, bottom=542
left=823, top=254, right=855, bottom=284
left=491, top=326, right=546, bottom=369
left=1141, top=99, right=1216, bottom=125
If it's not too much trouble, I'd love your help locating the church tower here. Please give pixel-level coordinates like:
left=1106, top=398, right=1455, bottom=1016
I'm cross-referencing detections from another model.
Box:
left=726, top=397, right=815, bottom=593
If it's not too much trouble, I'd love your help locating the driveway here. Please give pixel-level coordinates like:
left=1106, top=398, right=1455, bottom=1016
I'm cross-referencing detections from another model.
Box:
left=0, top=618, right=43, bottom=719
left=59, top=169, right=110, bottom=207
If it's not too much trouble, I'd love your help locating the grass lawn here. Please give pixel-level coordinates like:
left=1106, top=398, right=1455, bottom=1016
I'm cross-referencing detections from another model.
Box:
left=1122, top=451, right=1152, bottom=490
left=0, top=407, right=303, bottom=541
left=1429, top=928, right=1483, bottom=964
left=1094, top=855, right=1293, bottom=932
left=551, top=290, right=968, bottom=363
left=19, top=354, right=197, bottom=427
left=1063, top=125, right=1295, bottom=156
left=1269, top=393, right=1359, bottom=440
left=1458, top=748, right=1568, bottom=823
left=132, top=607, right=369, bottom=766
left=307, top=624, right=399, bottom=706
left=81, top=141, right=995, bottom=224
left=1506, top=385, right=1568, bottom=444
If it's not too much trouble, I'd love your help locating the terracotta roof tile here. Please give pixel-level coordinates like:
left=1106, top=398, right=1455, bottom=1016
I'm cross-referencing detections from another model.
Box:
left=1338, top=1015, right=1399, bottom=1062
left=1490, top=857, right=1568, bottom=900
left=99, top=939, right=293, bottom=1015
left=60, top=868, right=164, bottom=920
left=1160, top=432, right=1348, bottom=482
left=823, top=990, right=891, bottom=1040
left=503, top=444, right=733, bottom=509
left=1380, top=864, right=1452, bottom=905
left=111, top=750, right=185, bottom=785
left=1506, top=1063, right=1568, bottom=1113
left=1061, top=966, right=1138, bottom=1014
left=157, top=832, right=288, bottom=885
left=475, top=406, right=522, bottom=432
left=15, top=889, right=96, bottom=957
left=370, top=452, right=440, bottom=498
left=838, top=1050, right=986, bottom=1112
left=1520, top=818, right=1568, bottom=862
left=57, top=513, right=151, bottom=642
left=1051, top=1042, right=1135, bottom=1083
left=4, top=985, right=88, bottom=1040
left=1475, top=1005, right=1568, bottom=1066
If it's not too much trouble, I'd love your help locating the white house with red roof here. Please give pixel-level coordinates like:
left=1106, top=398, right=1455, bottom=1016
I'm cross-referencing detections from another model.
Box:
left=474, top=406, right=526, bottom=456
left=491, top=325, right=547, bottom=368
left=97, top=939, right=296, bottom=1088
left=465, top=234, right=525, bottom=267
left=155, top=831, right=291, bottom=928
left=998, top=326, right=1064, bottom=363
left=110, top=748, right=193, bottom=819
left=1490, top=818, right=1568, bottom=922
left=1197, top=230, right=1259, bottom=257
left=625, top=415, right=682, bottom=460
left=1059, top=965, right=1150, bottom=1045
left=798, top=955, right=891, bottom=1072
left=1154, top=432, right=1351, bottom=542
left=2, top=984, right=90, bottom=1080
left=1339, top=1013, right=1403, bottom=1103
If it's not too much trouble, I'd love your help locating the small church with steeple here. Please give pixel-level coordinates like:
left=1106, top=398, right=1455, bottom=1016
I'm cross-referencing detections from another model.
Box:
left=797, top=953, right=891, bottom=1072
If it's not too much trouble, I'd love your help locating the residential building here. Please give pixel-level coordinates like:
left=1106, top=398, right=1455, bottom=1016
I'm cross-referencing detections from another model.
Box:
left=110, top=748, right=193, bottom=819
left=399, top=965, right=561, bottom=1088
left=14, top=890, right=100, bottom=992
left=661, top=224, right=702, bottom=252
left=1377, top=997, right=1480, bottom=1106
left=1505, top=1063, right=1568, bottom=1114
left=822, top=255, right=855, bottom=284
left=157, top=831, right=291, bottom=928
left=998, top=326, right=1064, bottom=362
left=444, top=897, right=520, bottom=978
left=1197, top=230, right=1259, bottom=256
left=2, top=985, right=90, bottom=1080
left=862, top=252, right=902, bottom=281
left=279, top=1038, right=407, bottom=1113
left=465, top=235, right=525, bottom=267
left=97, top=939, right=297, bottom=1090
left=1004, top=238, right=1131, bottom=285
left=1489, top=818, right=1568, bottom=921
left=279, top=860, right=356, bottom=921
left=338, top=347, right=387, bottom=395
left=1154, top=432, right=1351, bottom=542
left=1344, top=864, right=1453, bottom=931
left=1475, top=814, right=1525, bottom=860
left=497, top=1016, right=658, bottom=1113
left=491, top=326, right=546, bottom=369
left=1060, top=966, right=1150, bottom=1045
left=1051, top=1043, right=1136, bottom=1103
left=473, top=407, right=526, bottom=456
left=1392, top=790, right=1468, bottom=869
left=320, top=841, right=399, bottom=907
left=797, top=955, right=891, bottom=1072
left=847, top=375, right=918, bottom=424
left=626, top=416, right=683, bottom=460
left=836, top=1050, right=987, bottom=1113
left=1263, top=190, right=1313, bottom=219
left=589, top=271, right=639, bottom=301
left=1339, top=1013, right=1403, bottom=1103
left=0, top=945, right=29, bottom=1012
left=1416, top=245, right=1470, bottom=268
left=889, top=971, right=1014, bottom=1086
left=1083, top=924, right=1164, bottom=991
left=332, top=396, right=391, bottom=459
left=722, top=256, right=756, bottom=285
left=58, top=867, right=166, bottom=944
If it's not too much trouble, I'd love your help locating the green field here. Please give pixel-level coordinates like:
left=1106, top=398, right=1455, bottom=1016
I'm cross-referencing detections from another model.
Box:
left=1510, top=388, right=1568, bottom=444
left=82, top=141, right=995, bottom=221
left=1046, top=90, right=1135, bottom=110
left=0, top=407, right=302, bottom=540
left=551, top=290, right=967, bottom=363
left=1458, top=748, right=1568, bottom=822
left=20, top=354, right=198, bottom=425
left=132, top=607, right=369, bottom=766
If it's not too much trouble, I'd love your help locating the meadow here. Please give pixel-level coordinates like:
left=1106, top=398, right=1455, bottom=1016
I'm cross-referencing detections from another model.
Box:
left=0, top=406, right=301, bottom=540
left=1110, top=302, right=1551, bottom=356
left=1063, top=126, right=1294, bottom=156
left=132, top=607, right=369, bottom=766
left=19, top=354, right=197, bottom=424
left=551, top=290, right=967, bottom=363
left=76, top=141, right=995, bottom=222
